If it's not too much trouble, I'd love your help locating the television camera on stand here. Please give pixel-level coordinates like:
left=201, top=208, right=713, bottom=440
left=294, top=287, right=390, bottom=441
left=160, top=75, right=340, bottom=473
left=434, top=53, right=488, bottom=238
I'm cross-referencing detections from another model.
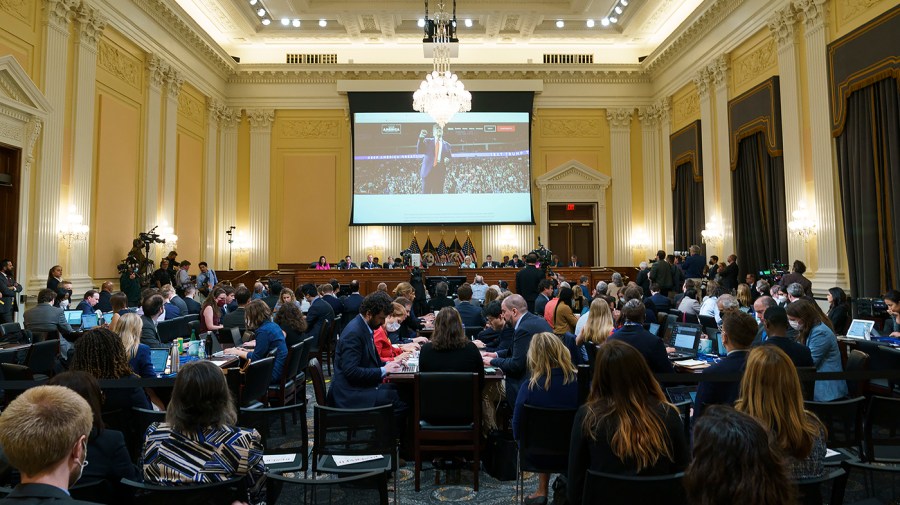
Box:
left=758, top=261, right=789, bottom=285
left=117, top=226, right=166, bottom=287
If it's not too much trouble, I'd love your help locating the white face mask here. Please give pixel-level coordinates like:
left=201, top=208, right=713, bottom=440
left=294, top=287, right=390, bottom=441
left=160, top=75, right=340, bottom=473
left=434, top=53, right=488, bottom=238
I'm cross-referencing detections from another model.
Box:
left=386, top=321, right=401, bottom=332
left=776, top=295, right=787, bottom=304
left=789, top=320, right=802, bottom=330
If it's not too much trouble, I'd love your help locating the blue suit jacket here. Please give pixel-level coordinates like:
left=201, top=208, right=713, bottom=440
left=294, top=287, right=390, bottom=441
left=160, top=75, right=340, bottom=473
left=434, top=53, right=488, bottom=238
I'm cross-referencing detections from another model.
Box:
left=341, top=293, right=363, bottom=319
left=417, top=137, right=452, bottom=179
left=306, top=297, right=334, bottom=340
left=607, top=324, right=674, bottom=375
left=695, top=350, right=749, bottom=416
left=491, top=312, right=552, bottom=406
left=457, top=301, right=486, bottom=328
left=328, top=314, right=385, bottom=408
left=647, top=293, right=672, bottom=314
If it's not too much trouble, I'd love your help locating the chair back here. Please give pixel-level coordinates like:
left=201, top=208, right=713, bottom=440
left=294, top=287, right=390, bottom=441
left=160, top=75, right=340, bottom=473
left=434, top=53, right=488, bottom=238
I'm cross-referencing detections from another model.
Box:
left=519, top=405, right=578, bottom=473
left=583, top=470, right=687, bottom=505
left=119, top=476, right=245, bottom=505
left=31, top=329, right=60, bottom=343
left=863, top=395, right=900, bottom=462
left=240, top=356, right=275, bottom=407
left=308, top=358, right=327, bottom=406
left=277, top=342, right=305, bottom=388
left=698, top=315, right=717, bottom=330
left=265, top=470, right=388, bottom=505
left=416, top=372, right=480, bottom=427
left=239, top=402, right=309, bottom=474
left=794, top=467, right=848, bottom=505
left=0, top=362, right=34, bottom=380
left=313, top=404, right=395, bottom=459
left=845, top=349, right=869, bottom=397
left=804, top=397, right=866, bottom=454
left=156, top=317, right=179, bottom=344
left=218, top=327, right=242, bottom=347
left=25, top=339, right=59, bottom=377
left=673, top=400, right=692, bottom=443
left=576, top=364, right=592, bottom=405
left=0, top=322, right=25, bottom=343
left=797, top=366, right=817, bottom=401
left=69, top=478, right=112, bottom=504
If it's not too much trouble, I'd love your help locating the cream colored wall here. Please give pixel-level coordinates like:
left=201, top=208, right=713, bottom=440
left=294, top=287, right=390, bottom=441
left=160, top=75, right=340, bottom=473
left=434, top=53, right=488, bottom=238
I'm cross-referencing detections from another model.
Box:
left=175, top=82, right=208, bottom=268
left=670, top=82, right=700, bottom=132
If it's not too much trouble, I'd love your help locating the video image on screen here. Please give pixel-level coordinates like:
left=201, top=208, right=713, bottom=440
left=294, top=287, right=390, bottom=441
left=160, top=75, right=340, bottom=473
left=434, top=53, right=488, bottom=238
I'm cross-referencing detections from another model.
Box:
left=352, top=112, right=532, bottom=225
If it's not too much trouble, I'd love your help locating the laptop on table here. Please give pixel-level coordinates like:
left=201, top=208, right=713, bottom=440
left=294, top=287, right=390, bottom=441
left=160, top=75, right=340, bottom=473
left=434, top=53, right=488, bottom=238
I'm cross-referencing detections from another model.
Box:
left=80, top=313, right=100, bottom=330
left=667, top=323, right=702, bottom=360
left=845, top=319, right=875, bottom=340
left=665, top=385, right=699, bottom=405
left=64, top=310, right=83, bottom=327
left=149, top=347, right=171, bottom=376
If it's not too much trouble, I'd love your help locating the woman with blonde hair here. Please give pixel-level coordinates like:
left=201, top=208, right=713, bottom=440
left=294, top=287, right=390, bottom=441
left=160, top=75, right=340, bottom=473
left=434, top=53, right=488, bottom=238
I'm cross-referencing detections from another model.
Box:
left=572, top=285, right=586, bottom=314
left=273, top=287, right=302, bottom=312
left=567, top=340, right=689, bottom=505
left=513, top=332, right=579, bottom=504
left=735, top=345, right=826, bottom=479
left=392, top=281, right=415, bottom=300
left=118, top=312, right=153, bottom=378
left=576, top=299, right=615, bottom=364
left=736, top=283, right=753, bottom=308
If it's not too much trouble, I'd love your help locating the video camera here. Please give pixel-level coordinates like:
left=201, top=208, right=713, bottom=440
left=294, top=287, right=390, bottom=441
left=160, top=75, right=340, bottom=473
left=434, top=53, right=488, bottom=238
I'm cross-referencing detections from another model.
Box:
left=758, top=261, right=789, bottom=284
left=116, top=256, right=141, bottom=275
left=138, top=226, right=166, bottom=247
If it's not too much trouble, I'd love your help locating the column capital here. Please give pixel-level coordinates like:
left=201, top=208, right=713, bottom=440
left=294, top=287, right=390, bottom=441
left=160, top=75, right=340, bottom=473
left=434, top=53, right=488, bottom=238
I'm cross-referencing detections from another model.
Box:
left=693, top=68, right=711, bottom=99
left=75, top=3, right=106, bottom=48
left=767, top=5, right=797, bottom=47
left=709, top=54, right=729, bottom=90
left=606, top=108, right=633, bottom=130
left=23, top=118, right=43, bottom=172
left=165, top=68, right=183, bottom=99
left=794, top=0, right=827, bottom=33
left=219, top=107, right=241, bottom=130
left=147, top=54, right=167, bottom=90
left=247, top=109, right=275, bottom=130
left=44, top=0, right=78, bottom=29
left=638, top=105, right=663, bottom=128
left=656, top=97, right=671, bottom=122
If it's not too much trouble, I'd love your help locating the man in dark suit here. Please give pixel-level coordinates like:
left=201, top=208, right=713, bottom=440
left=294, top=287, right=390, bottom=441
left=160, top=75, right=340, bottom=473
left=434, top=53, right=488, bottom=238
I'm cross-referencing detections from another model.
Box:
left=140, top=294, right=165, bottom=346
left=75, top=290, right=99, bottom=315
left=417, top=124, right=453, bottom=194
left=328, top=292, right=403, bottom=408
left=507, top=254, right=524, bottom=268
left=341, top=255, right=358, bottom=270
left=483, top=294, right=552, bottom=406
left=319, top=283, right=344, bottom=318
left=341, top=280, right=364, bottom=320
left=720, top=254, right=740, bottom=291
left=262, top=281, right=283, bottom=310
left=0, top=385, right=98, bottom=505
left=534, top=279, right=553, bottom=317
left=302, top=283, right=335, bottom=345
left=473, top=301, right=513, bottom=353
left=515, top=253, right=545, bottom=314
left=96, top=281, right=114, bottom=313
left=182, top=285, right=202, bottom=315
left=481, top=255, right=501, bottom=268
left=455, top=284, right=487, bottom=328
left=361, top=255, right=379, bottom=269
left=222, top=286, right=250, bottom=330
left=636, top=262, right=651, bottom=297
left=694, top=310, right=757, bottom=416
left=646, top=283, right=672, bottom=315
left=0, top=259, right=25, bottom=323
left=607, top=300, right=674, bottom=375
left=681, top=245, right=706, bottom=281
left=648, top=250, right=674, bottom=296
left=568, top=255, right=582, bottom=267
left=24, top=289, right=76, bottom=361
left=757, top=305, right=811, bottom=367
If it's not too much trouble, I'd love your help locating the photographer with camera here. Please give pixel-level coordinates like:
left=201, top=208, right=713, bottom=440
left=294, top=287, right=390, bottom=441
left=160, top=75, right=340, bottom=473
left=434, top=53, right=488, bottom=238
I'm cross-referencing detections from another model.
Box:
left=119, top=266, right=141, bottom=307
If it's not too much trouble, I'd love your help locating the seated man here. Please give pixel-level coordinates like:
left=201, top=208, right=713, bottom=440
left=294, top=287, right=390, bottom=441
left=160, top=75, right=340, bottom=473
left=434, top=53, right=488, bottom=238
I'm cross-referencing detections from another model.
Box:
left=759, top=306, right=813, bottom=367
left=607, top=299, right=674, bottom=375
left=646, top=283, right=672, bottom=315
left=473, top=300, right=513, bottom=353
left=456, top=283, right=487, bottom=328
left=481, top=255, right=501, bottom=268
left=140, top=294, right=165, bottom=346
left=24, top=288, right=76, bottom=361
left=328, top=292, right=404, bottom=409
left=182, top=285, right=202, bottom=314
left=0, top=385, right=95, bottom=504
left=302, top=283, right=335, bottom=346
left=427, top=282, right=455, bottom=312
left=222, top=286, right=250, bottom=330
left=694, top=310, right=757, bottom=416
left=76, top=290, right=99, bottom=315
left=96, top=281, right=114, bottom=313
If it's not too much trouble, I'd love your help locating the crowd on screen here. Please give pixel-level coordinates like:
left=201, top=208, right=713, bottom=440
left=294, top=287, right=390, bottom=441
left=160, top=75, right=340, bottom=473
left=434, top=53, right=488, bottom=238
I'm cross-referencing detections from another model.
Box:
left=354, top=155, right=529, bottom=195
left=0, top=243, right=897, bottom=504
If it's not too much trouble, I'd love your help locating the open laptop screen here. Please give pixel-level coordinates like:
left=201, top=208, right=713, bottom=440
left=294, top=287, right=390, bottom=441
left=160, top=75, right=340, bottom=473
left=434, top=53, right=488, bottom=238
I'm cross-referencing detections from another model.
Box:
left=64, top=310, right=83, bottom=325
left=149, top=348, right=170, bottom=375
left=670, top=323, right=701, bottom=352
left=846, top=319, right=874, bottom=340
left=80, top=313, right=99, bottom=330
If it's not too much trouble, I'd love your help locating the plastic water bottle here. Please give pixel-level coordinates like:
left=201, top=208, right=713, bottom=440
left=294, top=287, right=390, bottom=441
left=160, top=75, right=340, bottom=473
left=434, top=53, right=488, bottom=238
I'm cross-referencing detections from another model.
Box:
left=198, top=339, right=206, bottom=360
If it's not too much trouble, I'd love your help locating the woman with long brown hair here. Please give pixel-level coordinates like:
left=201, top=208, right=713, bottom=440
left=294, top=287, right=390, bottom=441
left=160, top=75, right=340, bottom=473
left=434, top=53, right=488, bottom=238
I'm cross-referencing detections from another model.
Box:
left=736, top=345, right=826, bottom=479
left=513, top=332, right=578, bottom=504
left=419, top=307, right=482, bottom=374
left=567, top=340, right=689, bottom=505
left=786, top=299, right=847, bottom=401
left=199, top=286, right=226, bottom=333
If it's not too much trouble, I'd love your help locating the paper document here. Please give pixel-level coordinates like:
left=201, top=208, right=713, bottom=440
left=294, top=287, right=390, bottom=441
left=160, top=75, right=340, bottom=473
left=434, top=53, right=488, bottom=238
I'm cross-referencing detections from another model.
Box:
left=825, top=449, right=841, bottom=458
left=332, top=455, right=384, bottom=467
left=209, top=359, right=230, bottom=367
left=263, top=454, right=297, bottom=465
left=674, top=359, right=708, bottom=367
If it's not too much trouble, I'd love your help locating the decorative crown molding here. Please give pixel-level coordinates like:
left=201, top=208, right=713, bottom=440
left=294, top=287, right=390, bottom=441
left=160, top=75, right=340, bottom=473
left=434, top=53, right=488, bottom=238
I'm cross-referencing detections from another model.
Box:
left=693, top=67, right=711, bottom=98
left=76, top=3, right=107, bottom=48
left=44, top=0, right=79, bottom=30
left=656, top=97, right=671, bottom=121
left=794, top=0, right=827, bottom=32
left=165, top=67, right=183, bottom=99
left=246, top=109, right=275, bottom=130
left=767, top=5, right=797, bottom=47
left=638, top=104, right=663, bottom=127
left=606, top=108, right=633, bottom=130
left=709, top=54, right=730, bottom=89
left=147, top=54, right=167, bottom=90
left=219, top=107, right=241, bottom=129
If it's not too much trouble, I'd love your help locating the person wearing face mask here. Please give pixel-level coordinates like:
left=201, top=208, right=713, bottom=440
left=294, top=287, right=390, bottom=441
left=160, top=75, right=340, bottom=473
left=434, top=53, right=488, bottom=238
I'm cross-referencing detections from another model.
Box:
left=0, top=385, right=97, bottom=504
left=198, top=287, right=226, bottom=334
left=770, top=284, right=789, bottom=307
left=786, top=299, right=847, bottom=402
left=372, top=302, right=418, bottom=362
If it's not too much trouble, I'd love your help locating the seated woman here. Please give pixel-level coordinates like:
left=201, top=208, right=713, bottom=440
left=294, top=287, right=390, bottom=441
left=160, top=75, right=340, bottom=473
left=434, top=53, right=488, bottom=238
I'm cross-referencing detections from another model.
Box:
left=735, top=345, right=826, bottom=479
left=225, top=300, right=288, bottom=384
left=199, top=287, right=226, bottom=334
left=786, top=299, right=848, bottom=402
left=552, top=287, right=579, bottom=336
left=685, top=406, right=797, bottom=505
left=736, top=283, right=752, bottom=308
left=272, top=301, right=307, bottom=346
left=273, top=287, right=303, bottom=312
left=826, top=287, right=851, bottom=336
left=142, top=360, right=266, bottom=504
left=575, top=299, right=615, bottom=365
left=48, top=371, right=139, bottom=500
left=315, top=255, right=331, bottom=270
left=513, top=332, right=579, bottom=505
left=883, top=290, right=900, bottom=336
left=419, top=307, right=482, bottom=374
left=460, top=255, right=477, bottom=269
left=567, top=340, right=689, bottom=505
left=677, top=288, right=701, bottom=316
left=109, top=291, right=132, bottom=332
left=374, top=302, right=418, bottom=363
left=71, top=328, right=151, bottom=412
left=118, top=312, right=153, bottom=378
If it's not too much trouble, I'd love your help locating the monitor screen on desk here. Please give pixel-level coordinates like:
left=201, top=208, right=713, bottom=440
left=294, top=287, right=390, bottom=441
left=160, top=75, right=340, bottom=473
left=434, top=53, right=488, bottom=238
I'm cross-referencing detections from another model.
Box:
left=425, top=275, right=468, bottom=298
left=64, top=310, right=82, bottom=325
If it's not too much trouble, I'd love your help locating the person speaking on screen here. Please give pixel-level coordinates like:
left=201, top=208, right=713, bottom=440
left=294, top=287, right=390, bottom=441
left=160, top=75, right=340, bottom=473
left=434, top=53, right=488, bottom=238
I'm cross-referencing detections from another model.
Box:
left=417, top=124, right=453, bottom=194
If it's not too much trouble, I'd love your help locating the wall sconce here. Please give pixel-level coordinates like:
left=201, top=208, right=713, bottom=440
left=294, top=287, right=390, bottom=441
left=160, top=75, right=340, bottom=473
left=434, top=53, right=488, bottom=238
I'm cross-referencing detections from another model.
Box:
left=631, top=228, right=651, bottom=256
left=365, top=227, right=385, bottom=258
left=159, top=222, right=178, bottom=250
left=58, top=205, right=89, bottom=249
left=701, top=215, right=724, bottom=248
left=499, top=228, right=517, bottom=258
left=234, top=232, right=251, bottom=255
left=788, top=201, right=817, bottom=242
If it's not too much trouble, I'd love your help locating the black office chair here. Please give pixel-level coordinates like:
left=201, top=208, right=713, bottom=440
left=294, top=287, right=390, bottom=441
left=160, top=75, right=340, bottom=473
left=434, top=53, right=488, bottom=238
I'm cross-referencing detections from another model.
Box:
left=0, top=322, right=27, bottom=344
left=673, top=400, right=692, bottom=444
left=30, top=329, right=59, bottom=343
left=69, top=478, right=114, bottom=504
left=804, top=397, right=866, bottom=460
left=25, top=339, right=59, bottom=380
left=845, top=349, right=869, bottom=397
left=698, top=314, right=717, bottom=330
left=862, top=395, right=900, bottom=462
left=576, top=364, right=592, bottom=405
left=797, top=366, right=817, bottom=401
left=240, top=356, right=275, bottom=408
left=413, top=372, right=481, bottom=491
left=119, top=476, right=246, bottom=505
left=131, top=407, right=167, bottom=463
left=265, top=470, right=388, bottom=505
left=794, top=467, right=848, bottom=505
left=516, top=405, right=578, bottom=504
left=239, top=401, right=309, bottom=475
left=156, top=317, right=180, bottom=344
left=583, top=470, right=687, bottom=505
left=267, top=342, right=306, bottom=407
left=307, top=358, right=327, bottom=407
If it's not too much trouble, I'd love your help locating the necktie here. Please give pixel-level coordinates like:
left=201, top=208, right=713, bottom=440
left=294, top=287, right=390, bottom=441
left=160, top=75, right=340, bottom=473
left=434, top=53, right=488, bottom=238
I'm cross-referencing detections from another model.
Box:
left=433, top=140, right=440, bottom=167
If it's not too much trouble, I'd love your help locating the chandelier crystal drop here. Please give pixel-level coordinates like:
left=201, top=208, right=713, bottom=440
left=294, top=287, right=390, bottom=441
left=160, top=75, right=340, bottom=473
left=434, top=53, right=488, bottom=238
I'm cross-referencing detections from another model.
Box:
left=413, top=0, right=471, bottom=128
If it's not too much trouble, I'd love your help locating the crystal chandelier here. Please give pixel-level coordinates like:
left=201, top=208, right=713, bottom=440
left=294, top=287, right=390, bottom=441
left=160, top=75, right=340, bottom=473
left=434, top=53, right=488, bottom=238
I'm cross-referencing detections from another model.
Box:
left=58, top=205, right=89, bottom=249
left=413, top=0, right=471, bottom=128
left=701, top=215, right=725, bottom=248
left=788, top=200, right=817, bottom=242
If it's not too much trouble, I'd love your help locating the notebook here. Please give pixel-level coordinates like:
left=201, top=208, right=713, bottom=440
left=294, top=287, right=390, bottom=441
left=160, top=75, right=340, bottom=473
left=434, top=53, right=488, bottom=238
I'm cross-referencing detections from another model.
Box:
left=149, top=348, right=171, bottom=375
left=80, top=313, right=100, bottom=330
left=845, top=319, right=875, bottom=340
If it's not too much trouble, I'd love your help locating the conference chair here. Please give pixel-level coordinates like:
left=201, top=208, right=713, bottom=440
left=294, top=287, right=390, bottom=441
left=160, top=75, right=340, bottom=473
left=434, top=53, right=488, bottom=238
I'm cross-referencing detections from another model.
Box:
left=119, top=476, right=247, bottom=505
left=239, top=401, right=309, bottom=475
left=804, top=397, right=866, bottom=462
left=794, top=467, right=848, bottom=505
left=862, top=395, right=900, bottom=462
left=267, top=341, right=306, bottom=407
left=583, top=470, right=687, bottom=505
left=239, top=356, right=275, bottom=408
left=308, top=358, right=327, bottom=406
left=24, top=339, right=59, bottom=380
left=264, top=470, right=388, bottom=505
left=516, top=405, right=578, bottom=504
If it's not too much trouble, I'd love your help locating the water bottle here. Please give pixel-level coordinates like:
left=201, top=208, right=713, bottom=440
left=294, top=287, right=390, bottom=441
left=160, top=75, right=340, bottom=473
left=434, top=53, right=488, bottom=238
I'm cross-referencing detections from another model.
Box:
left=198, top=339, right=206, bottom=359
left=169, top=340, right=180, bottom=374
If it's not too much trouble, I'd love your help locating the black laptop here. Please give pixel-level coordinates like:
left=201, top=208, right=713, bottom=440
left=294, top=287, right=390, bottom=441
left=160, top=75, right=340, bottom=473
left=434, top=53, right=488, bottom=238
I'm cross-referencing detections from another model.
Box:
left=667, top=323, right=702, bottom=360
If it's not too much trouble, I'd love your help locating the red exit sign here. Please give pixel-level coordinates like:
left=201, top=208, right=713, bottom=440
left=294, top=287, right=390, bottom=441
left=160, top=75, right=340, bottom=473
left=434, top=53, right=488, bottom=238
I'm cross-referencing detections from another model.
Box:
left=566, top=204, right=575, bottom=211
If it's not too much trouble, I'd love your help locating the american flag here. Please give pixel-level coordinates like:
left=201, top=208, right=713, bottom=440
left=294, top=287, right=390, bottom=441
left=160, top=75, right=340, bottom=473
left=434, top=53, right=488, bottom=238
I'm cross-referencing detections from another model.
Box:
left=461, top=236, right=477, bottom=263
left=436, top=238, right=449, bottom=257
left=408, top=236, right=421, bottom=254
left=423, top=236, right=436, bottom=254
left=449, top=235, right=462, bottom=253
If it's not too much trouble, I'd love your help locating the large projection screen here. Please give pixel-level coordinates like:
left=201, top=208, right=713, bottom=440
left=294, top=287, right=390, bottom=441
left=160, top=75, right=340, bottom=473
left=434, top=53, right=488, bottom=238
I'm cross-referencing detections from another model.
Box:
left=349, top=92, right=535, bottom=226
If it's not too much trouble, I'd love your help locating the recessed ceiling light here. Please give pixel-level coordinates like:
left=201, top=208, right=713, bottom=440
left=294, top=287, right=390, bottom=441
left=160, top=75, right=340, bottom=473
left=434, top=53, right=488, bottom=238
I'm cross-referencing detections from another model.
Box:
left=261, top=18, right=270, bottom=25
left=615, top=6, right=623, bottom=14
left=556, top=20, right=564, bottom=28
left=280, top=18, right=289, bottom=26
left=319, top=19, right=327, bottom=27
left=292, top=19, right=301, bottom=27
left=621, top=0, right=629, bottom=5
left=249, top=0, right=257, bottom=5
left=609, top=16, right=618, bottom=23
left=586, top=19, right=595, bottom=28
left=417, top=18, right=425, bottom=28
left=601, top=17, right=610, bottom=26
left=256, top=8, right=265, bottom=16
left=464, top=18, right=473, bottom=27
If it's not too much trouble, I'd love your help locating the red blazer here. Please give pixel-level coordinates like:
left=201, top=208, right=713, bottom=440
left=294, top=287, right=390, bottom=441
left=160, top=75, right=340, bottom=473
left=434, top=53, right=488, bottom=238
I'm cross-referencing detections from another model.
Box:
left=373, top=327, right=402, bottom=361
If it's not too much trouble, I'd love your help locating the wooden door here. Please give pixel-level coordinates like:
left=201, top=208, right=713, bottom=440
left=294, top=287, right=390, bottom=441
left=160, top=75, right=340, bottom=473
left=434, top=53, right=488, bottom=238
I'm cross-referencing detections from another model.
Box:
left=548, top=203, right=596, bottom=266
left=0, top=144, right=19, bottom=265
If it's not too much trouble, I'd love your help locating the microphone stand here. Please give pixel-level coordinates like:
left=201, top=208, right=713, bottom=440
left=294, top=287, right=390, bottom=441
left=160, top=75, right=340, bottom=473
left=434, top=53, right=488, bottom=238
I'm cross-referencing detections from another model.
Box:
left=226, top=226, right=235, bottom=271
